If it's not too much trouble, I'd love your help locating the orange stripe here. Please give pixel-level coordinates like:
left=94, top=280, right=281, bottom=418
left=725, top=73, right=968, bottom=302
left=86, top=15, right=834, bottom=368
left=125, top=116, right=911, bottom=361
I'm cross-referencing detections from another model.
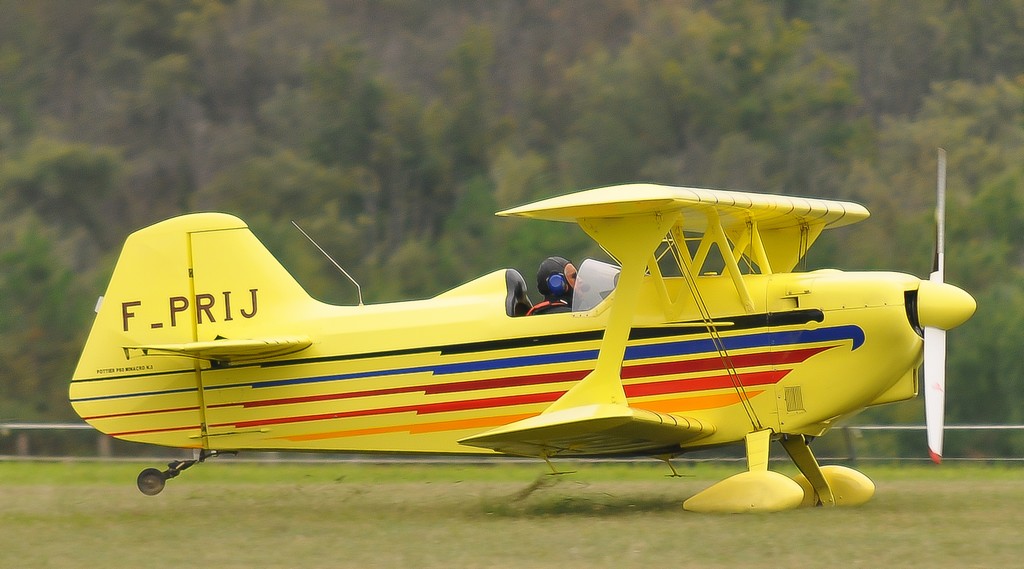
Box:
left=279, top=412, right=538, bottom=442
left=632, top=390, right=765, bottom=413
left=410, top=413, right=538, bottom=434
left=277, top=389, right=765, bottom=443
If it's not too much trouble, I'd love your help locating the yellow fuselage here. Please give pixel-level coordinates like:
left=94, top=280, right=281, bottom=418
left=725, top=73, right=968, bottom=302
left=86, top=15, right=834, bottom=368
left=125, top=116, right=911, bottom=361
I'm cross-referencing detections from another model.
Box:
left=71, top=267, right=923, bottom=455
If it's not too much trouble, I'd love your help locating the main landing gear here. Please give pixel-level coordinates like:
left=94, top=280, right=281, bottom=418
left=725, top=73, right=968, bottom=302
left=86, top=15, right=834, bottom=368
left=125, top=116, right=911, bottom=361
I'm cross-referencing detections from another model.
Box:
left=136, top=450, right=226, bottom=496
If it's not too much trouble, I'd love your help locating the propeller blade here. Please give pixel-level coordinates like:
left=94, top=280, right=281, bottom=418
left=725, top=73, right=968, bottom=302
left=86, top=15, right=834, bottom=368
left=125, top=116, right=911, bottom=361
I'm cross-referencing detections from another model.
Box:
left=923, top=311, right=945, bottom=464
left=932, top=149, right=946, bottom=277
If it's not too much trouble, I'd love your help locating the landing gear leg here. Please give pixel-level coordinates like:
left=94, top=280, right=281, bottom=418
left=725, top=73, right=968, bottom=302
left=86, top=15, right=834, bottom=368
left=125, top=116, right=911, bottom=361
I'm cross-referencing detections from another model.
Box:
left=782, top=434, right=875, bottom=507
left=541, top=453, right=576, bottom=476
left=655, top=454, right=683, bottom=478
left=780, top=434, right=835, bottom=506
left=136, top=450, right=224, bottom=496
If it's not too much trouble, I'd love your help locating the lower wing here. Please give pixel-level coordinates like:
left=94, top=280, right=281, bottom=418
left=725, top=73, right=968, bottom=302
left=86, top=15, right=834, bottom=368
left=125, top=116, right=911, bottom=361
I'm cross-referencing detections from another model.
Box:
left=458, top=403, right=713, bottom=456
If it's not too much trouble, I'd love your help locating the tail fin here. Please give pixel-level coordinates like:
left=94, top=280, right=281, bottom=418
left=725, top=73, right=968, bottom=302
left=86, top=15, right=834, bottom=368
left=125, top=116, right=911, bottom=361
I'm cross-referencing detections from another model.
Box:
left=70, top=213, right=318, bottom=444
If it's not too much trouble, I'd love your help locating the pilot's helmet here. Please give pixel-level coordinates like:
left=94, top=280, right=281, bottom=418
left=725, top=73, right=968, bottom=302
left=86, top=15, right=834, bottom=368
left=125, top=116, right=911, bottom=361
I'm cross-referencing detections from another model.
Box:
left=536, top=256, right=576, bottom=298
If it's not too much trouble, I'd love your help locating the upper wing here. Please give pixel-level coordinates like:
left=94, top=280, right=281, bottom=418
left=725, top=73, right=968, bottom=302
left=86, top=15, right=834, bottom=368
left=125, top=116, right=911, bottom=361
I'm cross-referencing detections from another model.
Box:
left=123, top=335, right=312, bottom=363
left=498, top=183, right=869, bottom=273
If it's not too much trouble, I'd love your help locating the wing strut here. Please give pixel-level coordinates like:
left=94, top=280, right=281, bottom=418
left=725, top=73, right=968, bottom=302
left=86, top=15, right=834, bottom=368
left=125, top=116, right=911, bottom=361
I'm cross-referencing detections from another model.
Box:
left=545, top=211, right=681, bottom=413
left=459, top=210, right=716, bottom=456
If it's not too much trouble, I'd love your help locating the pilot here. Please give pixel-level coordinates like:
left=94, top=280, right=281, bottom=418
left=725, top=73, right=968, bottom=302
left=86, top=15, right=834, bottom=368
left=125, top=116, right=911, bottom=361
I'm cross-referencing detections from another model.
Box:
left=527, top=256, right=577, bottom=315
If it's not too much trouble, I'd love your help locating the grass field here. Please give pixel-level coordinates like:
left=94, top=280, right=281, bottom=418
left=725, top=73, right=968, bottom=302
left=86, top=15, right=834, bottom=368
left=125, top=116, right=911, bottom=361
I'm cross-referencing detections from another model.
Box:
left=1, top=460, right=1021, bottom=568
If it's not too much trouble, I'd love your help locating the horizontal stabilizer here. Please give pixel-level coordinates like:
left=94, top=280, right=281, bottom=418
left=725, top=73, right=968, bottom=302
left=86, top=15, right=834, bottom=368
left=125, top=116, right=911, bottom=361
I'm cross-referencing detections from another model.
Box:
left=123, top=335, right=311, bottom=363
left=458, top=403, right=714, bottom=457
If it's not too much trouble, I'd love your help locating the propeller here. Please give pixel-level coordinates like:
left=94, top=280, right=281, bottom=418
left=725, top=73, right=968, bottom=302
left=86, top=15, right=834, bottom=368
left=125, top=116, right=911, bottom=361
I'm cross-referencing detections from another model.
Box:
left=917, top=264, right=974, bottom=463
left=923, top=149, right=948, bottom=463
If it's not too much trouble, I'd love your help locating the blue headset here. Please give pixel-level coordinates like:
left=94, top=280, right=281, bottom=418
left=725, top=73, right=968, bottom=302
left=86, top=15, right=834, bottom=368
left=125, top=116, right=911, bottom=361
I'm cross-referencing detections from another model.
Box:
left=547, top=273, right=568, bottom=296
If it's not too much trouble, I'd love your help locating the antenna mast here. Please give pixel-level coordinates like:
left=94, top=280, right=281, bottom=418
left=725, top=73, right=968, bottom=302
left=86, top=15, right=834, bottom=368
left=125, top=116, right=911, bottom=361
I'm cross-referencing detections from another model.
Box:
left=291, top=221, right=364, bottom=306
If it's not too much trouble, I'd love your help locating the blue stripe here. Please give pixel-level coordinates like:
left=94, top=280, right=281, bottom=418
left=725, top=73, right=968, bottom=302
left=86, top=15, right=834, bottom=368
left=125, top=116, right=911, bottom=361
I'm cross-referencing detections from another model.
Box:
left=626, top=325, right=864, bottom=360
left=248, top=325, right=862, bottom=389
left=72, top=324, right=863, bottom=401
left=246, top=349, right=602, bottom=389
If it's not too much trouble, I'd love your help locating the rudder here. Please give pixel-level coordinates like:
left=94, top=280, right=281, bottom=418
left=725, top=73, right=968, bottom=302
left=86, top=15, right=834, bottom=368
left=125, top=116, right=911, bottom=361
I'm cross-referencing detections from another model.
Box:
left=70, top=213, right=316, bottom=447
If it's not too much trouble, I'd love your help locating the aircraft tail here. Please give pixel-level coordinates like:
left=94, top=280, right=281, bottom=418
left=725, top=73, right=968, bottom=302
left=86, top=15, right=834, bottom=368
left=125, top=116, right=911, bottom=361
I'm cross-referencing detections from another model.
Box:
left=70, top=213, right=319, bottom=443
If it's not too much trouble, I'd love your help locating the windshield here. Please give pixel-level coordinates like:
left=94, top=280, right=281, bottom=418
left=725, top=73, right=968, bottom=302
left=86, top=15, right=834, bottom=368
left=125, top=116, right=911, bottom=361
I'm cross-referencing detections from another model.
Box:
left=572, top=259, right=620, bottom=312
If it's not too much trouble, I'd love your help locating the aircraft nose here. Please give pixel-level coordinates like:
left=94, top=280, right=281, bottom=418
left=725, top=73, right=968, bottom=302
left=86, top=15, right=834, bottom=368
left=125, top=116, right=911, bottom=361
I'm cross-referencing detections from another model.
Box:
left=917, top=280, right=976, bottom=330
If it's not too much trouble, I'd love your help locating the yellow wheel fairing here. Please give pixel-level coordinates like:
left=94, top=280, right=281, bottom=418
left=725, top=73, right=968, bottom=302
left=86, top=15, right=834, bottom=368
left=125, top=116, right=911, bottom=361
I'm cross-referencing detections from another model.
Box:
left=683, top=470, right=806, bottom=513
left=793, top=465, right=875, bottom=507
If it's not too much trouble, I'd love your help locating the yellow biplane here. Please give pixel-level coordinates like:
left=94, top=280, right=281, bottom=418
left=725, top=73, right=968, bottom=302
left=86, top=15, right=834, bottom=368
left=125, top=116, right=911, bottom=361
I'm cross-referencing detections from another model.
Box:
left=69, top=181, right=974, bottom=512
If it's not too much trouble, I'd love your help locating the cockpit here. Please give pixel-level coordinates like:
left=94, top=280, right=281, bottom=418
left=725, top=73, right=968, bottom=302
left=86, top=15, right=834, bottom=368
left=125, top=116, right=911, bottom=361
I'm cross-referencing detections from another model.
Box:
left=505, top=259, right=620, bottom=317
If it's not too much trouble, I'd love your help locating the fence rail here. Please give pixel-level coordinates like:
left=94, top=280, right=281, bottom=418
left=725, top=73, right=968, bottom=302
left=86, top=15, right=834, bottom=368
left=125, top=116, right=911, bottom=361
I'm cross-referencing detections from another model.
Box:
left=3, top=422, right=1024, bottom=463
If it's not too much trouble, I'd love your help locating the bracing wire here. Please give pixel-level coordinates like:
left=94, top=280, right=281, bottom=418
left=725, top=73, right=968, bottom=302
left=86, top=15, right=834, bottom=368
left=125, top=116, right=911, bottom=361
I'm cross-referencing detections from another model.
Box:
left=667, top=231, right=763, bottom=431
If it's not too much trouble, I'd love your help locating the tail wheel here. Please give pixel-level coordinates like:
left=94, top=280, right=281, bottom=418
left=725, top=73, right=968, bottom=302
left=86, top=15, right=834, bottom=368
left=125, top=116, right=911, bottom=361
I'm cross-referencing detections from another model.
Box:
left=137, top=468, right=167, bottom=496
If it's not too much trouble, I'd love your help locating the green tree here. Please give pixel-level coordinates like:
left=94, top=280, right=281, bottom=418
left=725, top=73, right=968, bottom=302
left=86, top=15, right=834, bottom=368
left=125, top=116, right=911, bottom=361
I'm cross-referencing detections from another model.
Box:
left=2, top=138, right=123, bottom=254
left=0, top=224, right=91, bottom=420
left=1, top=0, right=1024, bottom=451
left=556, top=2, right=861, bottom=194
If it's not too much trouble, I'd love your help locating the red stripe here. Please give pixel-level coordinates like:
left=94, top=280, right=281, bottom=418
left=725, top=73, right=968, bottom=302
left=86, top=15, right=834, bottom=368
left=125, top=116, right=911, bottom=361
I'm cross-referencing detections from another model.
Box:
left=109, top=424, right=200, bottom=437
left=224, top=391, right=562, bottom=430
left=222, top=371, right=789, bottom=431
left=424, top=369, right=589, bottom=395
left=227, top=369, right=588, bottom=410
left=416, top=391, right=561, bottom=414
left=227, top=347, right=828, bottom=411
left=624, top=370, right=788, bottom=398
left=210, top=384, right=422, bottom=409
left=621, top=346, right=829, bottom=379
left=213, top=346, right=830, bottom=430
